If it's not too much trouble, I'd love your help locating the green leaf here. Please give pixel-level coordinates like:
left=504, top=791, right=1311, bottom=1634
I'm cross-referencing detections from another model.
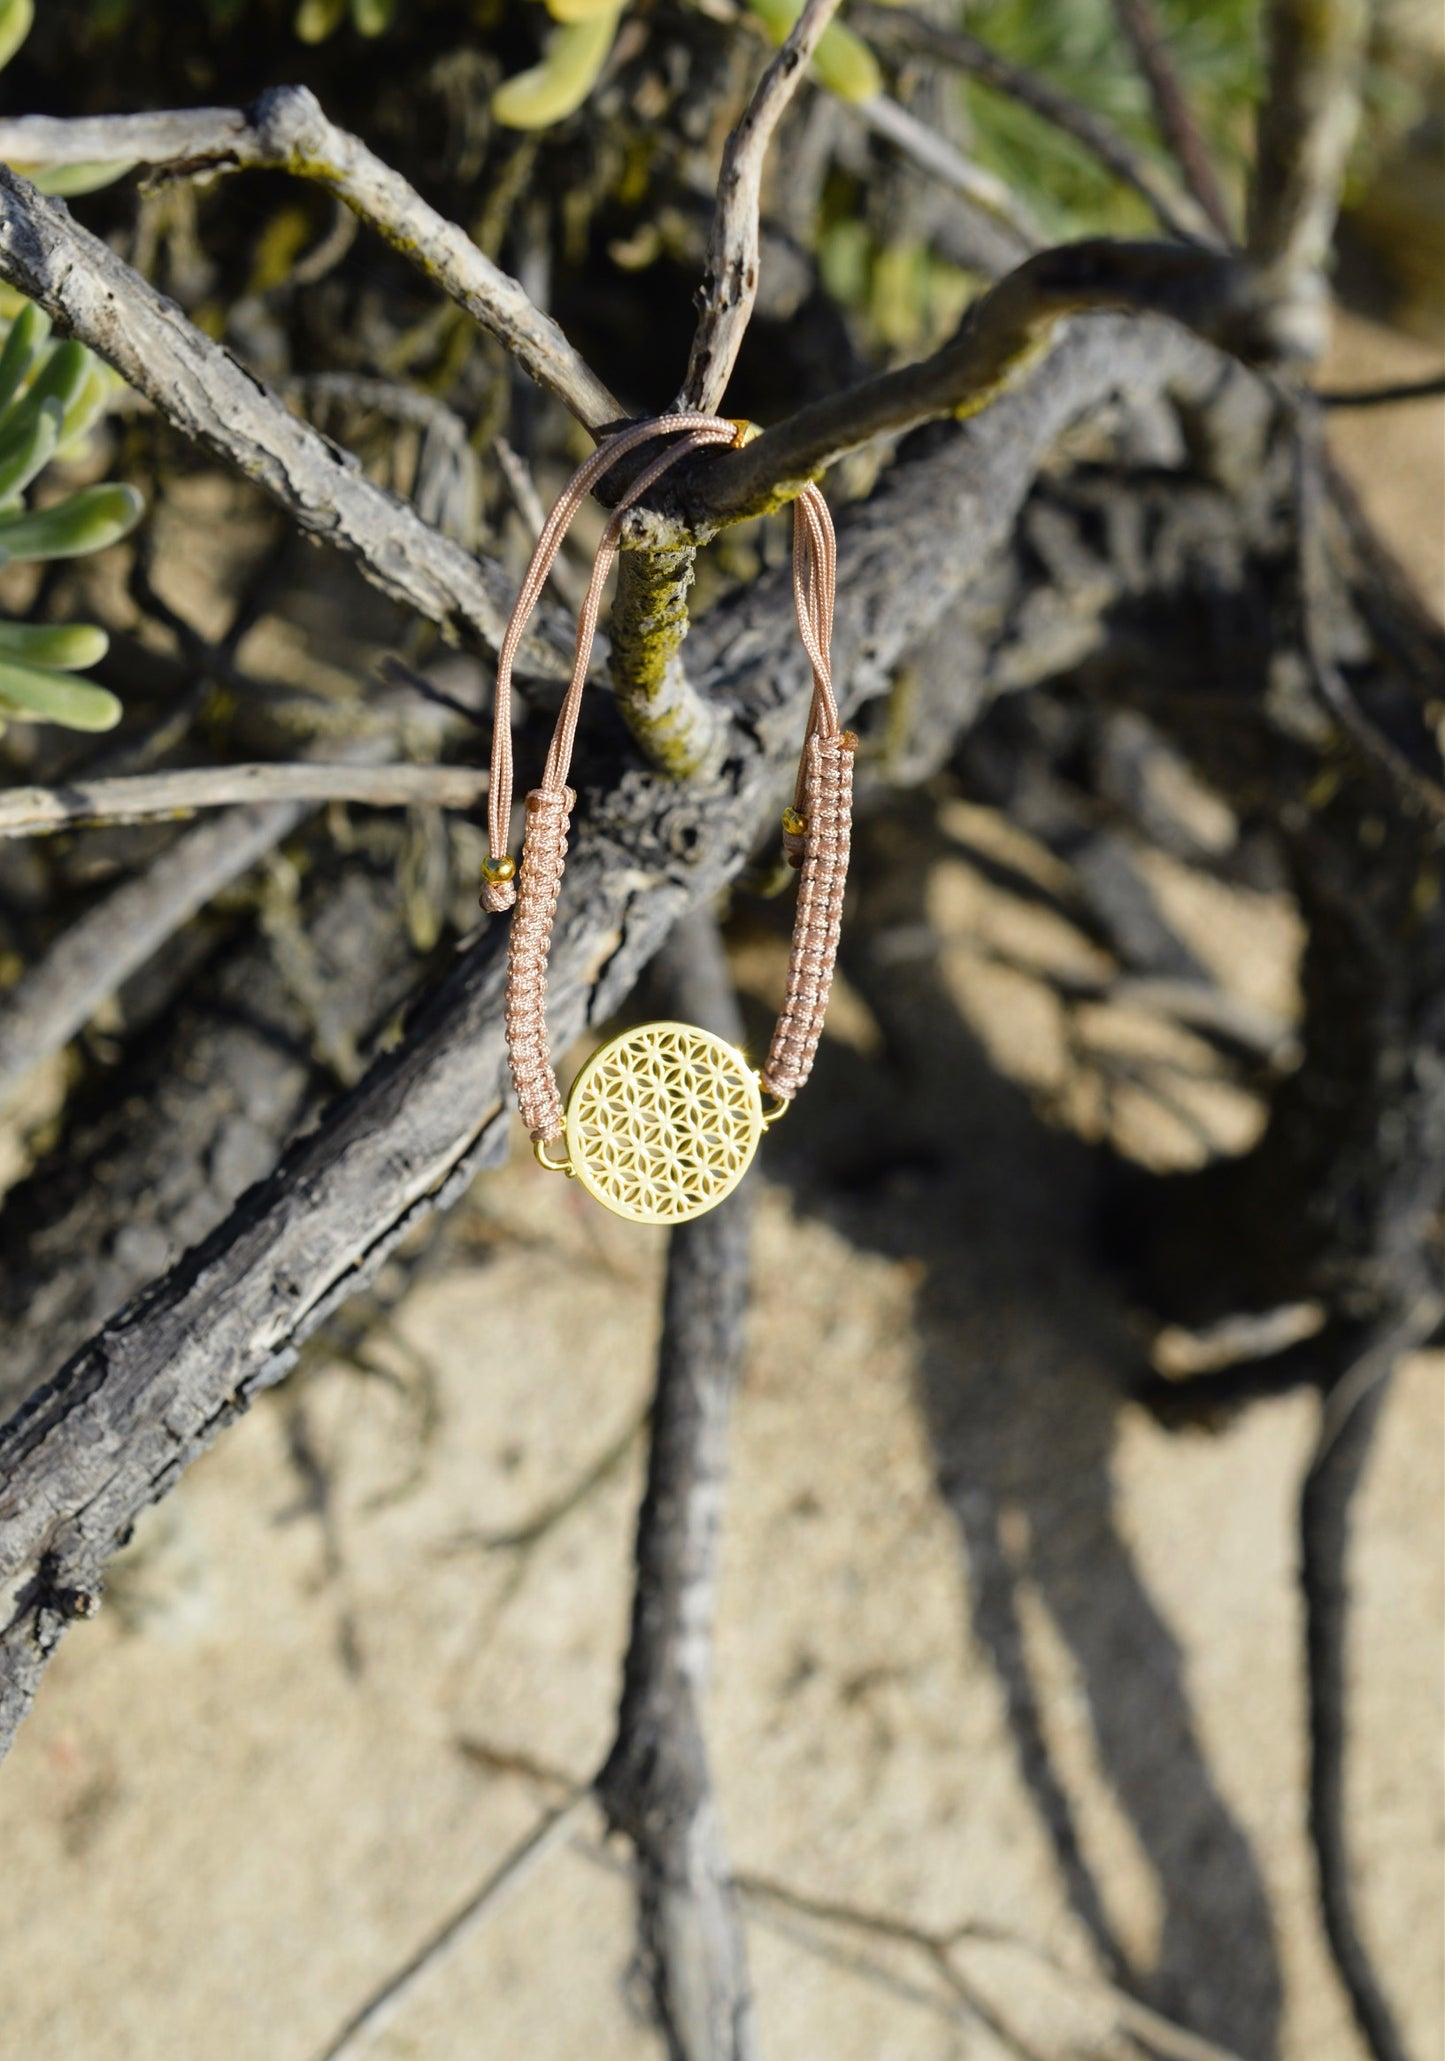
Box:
left=492, top=12, right=620, bottom=130
left=30, top=161, right=136, bottom=198
left=57, top=359, right=116, bottom=455
left=744, top=0, right=880, bottom=103
left=28, top=339, right=92, bottom=417
left=0, top=0, right=34, bottom=74
left=0, top=481, right=143, bottom=562
left=0, top=393, right=60, bottom=502
left=351, top=0, right=396, bottom=31
left=0, top=301, right=50, bottom=419
left=0, top=620, right=109, bottom=670
left=0, top=656, right=121, bottom=731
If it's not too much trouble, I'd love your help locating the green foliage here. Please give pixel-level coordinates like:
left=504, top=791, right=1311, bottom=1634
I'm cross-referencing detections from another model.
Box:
left=0, top=305, right=142, bottom=735
left=959, top=0, right=1261, bottom=238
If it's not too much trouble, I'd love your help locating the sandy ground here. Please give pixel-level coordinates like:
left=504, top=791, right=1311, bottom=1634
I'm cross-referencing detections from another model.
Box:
left=0, top=304, right=1441, bottom=2061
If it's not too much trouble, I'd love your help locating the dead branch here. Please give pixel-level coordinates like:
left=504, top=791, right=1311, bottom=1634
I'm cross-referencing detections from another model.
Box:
left=313, top=1790, right=592, bottom=2061
left=0, top=90, right=618, bottom=430
left=0, top=314, right=1231, bottom=1761
left=678, top=0, right=844, bottom=414
left=1248, top=0, right=1368, bottom=358
left=0, top=803, right=309, bottom=1112
left=658, top=241, right=1261, bottom=536
left=1293, top=401, right=1445, bottom=822
left=1300, top=1307, right=1439, bottom=2061
left=0, top=761, right=487, bottom=838
left=1318, top=373, right=1445, bottom=410
left=598, top=910, right=756, bottom=2061
left=0, top=167, right=569, bottom=675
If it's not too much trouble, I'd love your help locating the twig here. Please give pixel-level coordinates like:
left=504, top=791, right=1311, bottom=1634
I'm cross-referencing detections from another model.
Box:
left=0, top=803, right=310, bottom=1111
left=311, top=1789, right=592, bottom=2061
left=1293, top=400, right=1445, bottom=823
left=1318, top=373, right=1445, bottom=410
left=665, top=240, right=1251, bottom=533
left=0, top=314, right=1231, bottom=1760
left=849, top=2, right=1216, bottom=245
left=0, top=91, right=619, bottom=430
left=0, top=167, right=568, bottom=676
left=1109, top=0, right=1234, bottom=240
left=597, top=911, right=756, bottom=2061
left=1300, top=1309, right=1436, bottom=2061
left=678, top=0, right=844, bottom=413
left=736, top=1874, right=1251, bottom=2061
left=1247, top=0, right=1368, bottom=358
left=0, top=762, right=488, bottom=838
left=851, top=93, right=1040, bottom=254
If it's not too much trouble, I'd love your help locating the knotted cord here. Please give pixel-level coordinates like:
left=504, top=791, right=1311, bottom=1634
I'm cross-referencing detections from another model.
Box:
left=482, top=417, right=854, bottom=1145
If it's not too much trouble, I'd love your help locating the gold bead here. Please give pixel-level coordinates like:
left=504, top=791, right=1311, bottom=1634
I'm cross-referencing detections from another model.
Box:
left=481, top=854, right=516, bottom=884
left=781, top=806, right=807, bottom=836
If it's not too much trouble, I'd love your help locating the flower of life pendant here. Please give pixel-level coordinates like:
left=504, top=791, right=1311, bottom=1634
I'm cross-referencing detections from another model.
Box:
left=560, top=1020, right=765, bottom=1226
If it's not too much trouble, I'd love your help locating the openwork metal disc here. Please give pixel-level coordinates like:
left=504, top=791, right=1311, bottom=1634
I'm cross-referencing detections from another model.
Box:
left=564, top=1020, right=763, bottom=1225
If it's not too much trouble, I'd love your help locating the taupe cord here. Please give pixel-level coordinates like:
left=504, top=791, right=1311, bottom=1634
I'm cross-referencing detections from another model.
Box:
left=481, top=418, right=853, bottom=1144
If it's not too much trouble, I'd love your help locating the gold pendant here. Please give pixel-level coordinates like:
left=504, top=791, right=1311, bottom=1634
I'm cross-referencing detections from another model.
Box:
left=541, top=1020, right=769, bottom=1226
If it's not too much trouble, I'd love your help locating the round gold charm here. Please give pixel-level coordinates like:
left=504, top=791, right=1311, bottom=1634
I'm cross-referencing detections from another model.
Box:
left=563, top=1020, right=763, bottom=1225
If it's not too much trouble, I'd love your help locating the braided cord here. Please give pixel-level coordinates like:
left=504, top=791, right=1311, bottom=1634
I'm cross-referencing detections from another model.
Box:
left=485, top=432, right=852, bottom=1149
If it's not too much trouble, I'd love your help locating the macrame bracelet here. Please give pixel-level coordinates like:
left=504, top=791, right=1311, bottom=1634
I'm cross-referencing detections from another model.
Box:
left=483, top=414, right=853, bottom=1224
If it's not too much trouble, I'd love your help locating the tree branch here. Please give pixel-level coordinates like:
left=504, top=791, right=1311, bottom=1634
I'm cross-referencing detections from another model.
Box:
left=0, top=314, right=1229, bottom=1760
left=1300, top=1309, right=1439, bottom=2061
left=598, top=911, right=756, bottom=2060
left=1247, top=0, right=1368, bottom=359
left=0, top=760, right=487, bottom=837
left=0, top=89, right=619, bottom=431
left=678, top=0, right=844, bottom=414
left=0, top=166, right=569, bottom=675
left=664, top=240, right=1255, bottom=533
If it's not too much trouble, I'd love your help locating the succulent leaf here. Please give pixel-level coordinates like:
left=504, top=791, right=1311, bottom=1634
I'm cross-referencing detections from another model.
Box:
left=0, top=481, right=144, bottom=562
left=0, top=394, right=61, bottom=503
left=29, top=161, right=137, bottom=198
left=743, top=0, right=881, bottom=103
left=0, top=656, right=121, bottom=731
left=0, top=0, right=33, bottom=74
left=0, top=621, right=110, bottom=670
left=492, top=11, right=621, bottom=130
left=0, top=301, right=50, bottom=418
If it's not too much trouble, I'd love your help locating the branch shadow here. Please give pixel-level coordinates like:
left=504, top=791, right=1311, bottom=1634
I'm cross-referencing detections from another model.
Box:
left=748, top=799, right=1285, bottom=2058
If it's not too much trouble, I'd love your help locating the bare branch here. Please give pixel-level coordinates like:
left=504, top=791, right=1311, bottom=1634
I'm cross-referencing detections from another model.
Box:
left=1293, top=401, right=1445, bottom=823
left=313, top=1791, right=592, bottom=2061
left=850, top=2, right=1217, bottom=245
left=678, top=0, right=844, bottom=413
left=0, top=761, right=487, bottom=838
left=598, top=911, right=756, bottom=2061
left=0, top=315, right=1230, bottom=1760
left=1318, top=372, right=1445, bottom=411
left=0, top=167, right=568, bottom=675
left=0, top=803, right=309, bottom=1112
left=1109, top=0, right=1234, bottom=240
left=0, top=89, right=619, bottom=430
left=1300, top=1308, right=1439, bottom=2061
left=666, top=240, right=1255, bottom=533
left=1248, top=0, right=1368, bottom=358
